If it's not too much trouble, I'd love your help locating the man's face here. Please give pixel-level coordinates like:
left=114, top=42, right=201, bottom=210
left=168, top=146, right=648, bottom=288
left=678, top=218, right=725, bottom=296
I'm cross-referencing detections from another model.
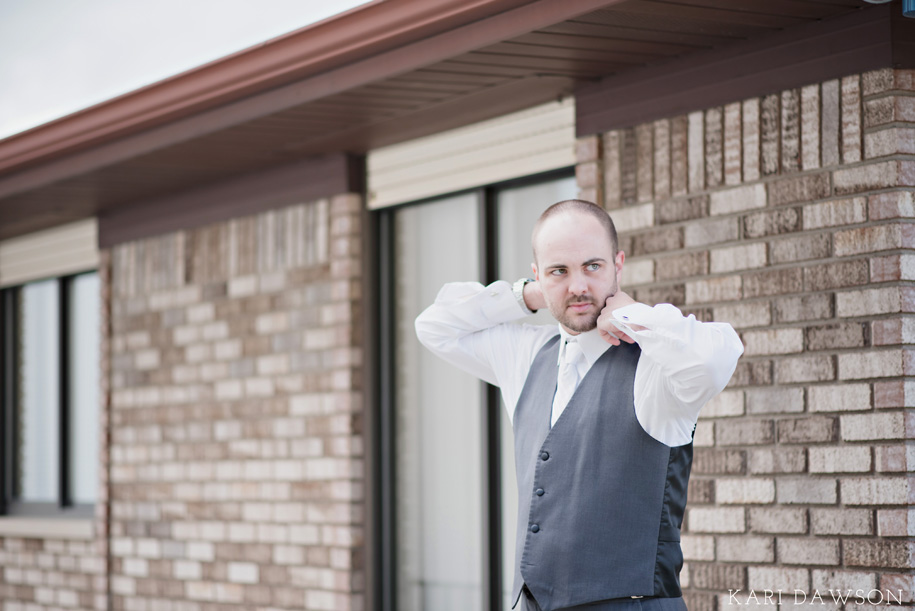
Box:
left=532, top=211, right=624, bottom=335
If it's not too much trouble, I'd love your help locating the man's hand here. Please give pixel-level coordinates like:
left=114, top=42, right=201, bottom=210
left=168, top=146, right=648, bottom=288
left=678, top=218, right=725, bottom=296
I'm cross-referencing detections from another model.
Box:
left=597, top=290, right=643, bottom=346
left=522, top=280, right=547, bottom=312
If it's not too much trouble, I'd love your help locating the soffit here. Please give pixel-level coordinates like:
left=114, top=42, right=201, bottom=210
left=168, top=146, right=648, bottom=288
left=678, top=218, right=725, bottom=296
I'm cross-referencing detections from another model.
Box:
left=0, top=0, right=868, bottom=241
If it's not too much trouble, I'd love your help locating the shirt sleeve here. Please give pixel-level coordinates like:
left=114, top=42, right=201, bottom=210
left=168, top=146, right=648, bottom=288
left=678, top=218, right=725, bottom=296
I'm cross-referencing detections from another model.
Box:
left=609, top=302, right=744, bottom=447
left=414, top=281, right=557, bottom=416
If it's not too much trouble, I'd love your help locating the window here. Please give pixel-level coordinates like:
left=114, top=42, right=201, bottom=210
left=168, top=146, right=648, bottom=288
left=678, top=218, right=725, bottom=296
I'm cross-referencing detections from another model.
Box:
left=1, top=271, right=100, bottom=517
left=374, top=173, right=577, bottom=611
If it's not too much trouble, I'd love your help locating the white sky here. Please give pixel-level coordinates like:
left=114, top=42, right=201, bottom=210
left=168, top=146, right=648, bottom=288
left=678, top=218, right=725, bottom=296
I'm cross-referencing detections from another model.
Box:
left=0, top=0, right=373, bottom=140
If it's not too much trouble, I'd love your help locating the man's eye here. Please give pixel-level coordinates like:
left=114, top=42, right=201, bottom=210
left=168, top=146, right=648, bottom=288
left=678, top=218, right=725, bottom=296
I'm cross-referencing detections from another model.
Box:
left=586, top=263, right=600, bottom=271
left=551, top=269, right=566, bottom=276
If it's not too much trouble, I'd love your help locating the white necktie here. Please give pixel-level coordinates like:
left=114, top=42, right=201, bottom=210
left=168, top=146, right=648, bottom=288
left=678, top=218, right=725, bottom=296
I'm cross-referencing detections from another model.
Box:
left=551, top=339, right=585, bottom=427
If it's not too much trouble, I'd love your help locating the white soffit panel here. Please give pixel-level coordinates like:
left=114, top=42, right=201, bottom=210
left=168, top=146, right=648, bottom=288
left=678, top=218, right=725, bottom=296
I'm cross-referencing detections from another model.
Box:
left=367, top=98, right=575, bottom=209
left=0, top=219, right=99, bottom=288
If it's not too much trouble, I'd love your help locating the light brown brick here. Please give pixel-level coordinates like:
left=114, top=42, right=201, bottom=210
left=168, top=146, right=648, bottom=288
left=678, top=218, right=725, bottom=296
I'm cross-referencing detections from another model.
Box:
left=576, top=160, right=600, bottom=189
left=840, top=412, right=906, bottom=441
left=768, top=173, right=830, bottom=206
left=671, top=116, right=689, bottom=197
left=781, top=89, right=801, bottom=173
left=869, top=190, right=915, bottom=221
left=681, top=535, right=716, bottom=561
left=773, top=294, right=833, bottom=323
left=774, top=355, right=835, bottom=384
left=747, top=566, right=809, bottom=592
left=690, top=563, right=746, bottom=590
left=637, top=122, right=654, bottom=202
left=742, top=97, right=761, bottom=182
left=714, top=302, right=771, bottom=329
left=873, top=379, right=915, bottom=408
left=715, top=419, right=774, bottom=446
left=603, top=131, right=622, bottom=208
left=833, top=161, right=897, bottom=195
left=865, top=127, right=915, bottom=159
left=693, top=448, right=746, bottom=475
left=801, top=84, right=820, bottom=171
left=749, top=507, right=808, bottom=534
left=875, top=445, right=911, bottom=473
left=656, top=195, right=707, bottom=224
left=836, top=287, right=915, bottom=318
left=841, top=75, right=862, bottom=164
left=842, top=476, right=911, bottom=506
left=576, top=135, right=600, bottom=163
left=743, top=328, right=803, bottom=356
left=776, top=478, right=838, bottom=504
left=770, top=233, right=831, bottom=264
left=808, top=383, right=871, bottom=412
left=761, top=93, right=781, bottom=176
left=821, top=79, right=841, bottom=168
left=777, top=416, right=838, bottom=444
left=705, top=107, right=724, bottom=188
left=812, top=568, right=878, bottom=597
left=710, top=243, right=767, bottom=273
left=744, top=268, right=803, bottom=298
left=748, top=448, right=806, bottom=475
left=802, top=197, right=866, bottom=229
left=837, top=350, right=904, bottom=380
left=684, top=217, right=739, bottom=247
left=844, top=540, right=914, bottom=569
left=806, top=322, right=867, bottom=351
left=876, top=509, right=914, bottom=537
left=686, top=275, right=742, bottom=304
left=716, top=478, right=775, bottom=504
left=745, top=387, right=804, bottom=414
left=777, top=537, right=840, bottom=566
left=834, top=223, right=915, bottom=257
left=718, top=535, right=775, bottom=563
left=688, top=507, right=746, bottom=533
left=744, top=207, right=800, bottom=238
left=700, top=389, right=745, bottom=418
left=724, top=102, right=742, bottom=185
left=630, top=226, right=683, bottom=256
left=688, top=111, right=705, bottom=193
left=809, top=446, right=872, bottom=473
left=709, top=183, right=766, bottom=216
left=812, top=508, right=874, bottom=536
left=655, top=251, right=708, bottom=281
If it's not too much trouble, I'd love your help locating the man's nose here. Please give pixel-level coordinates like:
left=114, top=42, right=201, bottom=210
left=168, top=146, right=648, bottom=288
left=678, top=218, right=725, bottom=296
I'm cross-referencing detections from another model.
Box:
left=568, top=273, right=588, bottom=295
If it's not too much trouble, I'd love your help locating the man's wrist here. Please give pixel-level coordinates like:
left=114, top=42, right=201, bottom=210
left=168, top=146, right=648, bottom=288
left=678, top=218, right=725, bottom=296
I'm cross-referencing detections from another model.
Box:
left=512, top=277, right=537, bottom=314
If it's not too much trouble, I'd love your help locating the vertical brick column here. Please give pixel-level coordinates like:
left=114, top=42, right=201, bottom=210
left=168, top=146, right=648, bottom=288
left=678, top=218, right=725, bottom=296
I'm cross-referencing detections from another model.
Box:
left=577, top=69, right=915, bottom=609
left=107, top=193, right=365, bottom=611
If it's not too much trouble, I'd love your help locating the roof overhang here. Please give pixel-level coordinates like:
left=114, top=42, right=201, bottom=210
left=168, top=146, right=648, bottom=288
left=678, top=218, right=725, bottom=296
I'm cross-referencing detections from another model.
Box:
left=0, top=0, right=901, bottom=242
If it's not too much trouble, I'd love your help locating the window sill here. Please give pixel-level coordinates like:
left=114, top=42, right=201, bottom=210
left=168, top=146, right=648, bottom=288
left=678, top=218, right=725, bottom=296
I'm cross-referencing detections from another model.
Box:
left=0, top=516, right=95, bottom=540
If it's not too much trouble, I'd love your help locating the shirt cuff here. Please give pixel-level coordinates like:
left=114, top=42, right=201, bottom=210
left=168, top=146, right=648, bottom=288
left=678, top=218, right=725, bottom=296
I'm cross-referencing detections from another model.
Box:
left=436, top=280, right=530, bottom=323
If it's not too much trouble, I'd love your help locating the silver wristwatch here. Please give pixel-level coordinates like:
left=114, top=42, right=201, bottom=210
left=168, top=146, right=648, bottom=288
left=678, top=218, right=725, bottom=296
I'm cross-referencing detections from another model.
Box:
left=512, top=277, right=537, bottom=315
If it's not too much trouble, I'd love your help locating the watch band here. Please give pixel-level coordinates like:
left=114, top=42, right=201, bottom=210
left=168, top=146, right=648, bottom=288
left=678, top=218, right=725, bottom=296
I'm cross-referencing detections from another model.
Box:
left=512, top=277, right=537, bottom=315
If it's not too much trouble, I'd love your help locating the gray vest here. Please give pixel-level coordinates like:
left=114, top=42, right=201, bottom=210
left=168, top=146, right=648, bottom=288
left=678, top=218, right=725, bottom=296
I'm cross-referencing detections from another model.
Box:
left=511, top=336, right=692, bottom=611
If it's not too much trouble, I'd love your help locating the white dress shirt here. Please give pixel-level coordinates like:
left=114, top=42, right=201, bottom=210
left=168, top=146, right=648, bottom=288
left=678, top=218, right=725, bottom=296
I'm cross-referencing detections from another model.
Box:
left=415, top=280, right=744, bottom=446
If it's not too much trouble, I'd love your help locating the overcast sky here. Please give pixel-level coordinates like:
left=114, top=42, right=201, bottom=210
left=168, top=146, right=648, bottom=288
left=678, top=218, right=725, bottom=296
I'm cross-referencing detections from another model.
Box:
left=0, top=0, right=372, bottom=139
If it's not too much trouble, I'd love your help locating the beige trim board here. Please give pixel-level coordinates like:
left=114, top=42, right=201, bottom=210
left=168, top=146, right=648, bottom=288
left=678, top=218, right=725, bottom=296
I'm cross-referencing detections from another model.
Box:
left=0, top=517, right=95, bottom=540
left=367, top=98, right=575, bottom=209
left=0, top=218, right=98, bottom=287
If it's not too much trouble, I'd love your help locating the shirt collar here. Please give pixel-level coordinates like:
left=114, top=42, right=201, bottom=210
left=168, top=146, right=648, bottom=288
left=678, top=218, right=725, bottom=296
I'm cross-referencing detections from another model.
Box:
left=557, top=326, right=612, bottom=367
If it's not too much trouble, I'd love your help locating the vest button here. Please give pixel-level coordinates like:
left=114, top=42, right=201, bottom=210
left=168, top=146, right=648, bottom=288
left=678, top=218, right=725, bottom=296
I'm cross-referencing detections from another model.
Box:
left=530, top=524, right=540, bottom=533
left=540, top=451, right=550, bottom=461
left=535, top=488, right=544, bottom=496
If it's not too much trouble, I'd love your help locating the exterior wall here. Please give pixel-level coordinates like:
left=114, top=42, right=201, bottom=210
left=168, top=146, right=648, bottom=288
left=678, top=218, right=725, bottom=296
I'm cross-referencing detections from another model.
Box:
left=576, top=68, right=915, bottom=609
left=106, top=194, right=364, bottom=611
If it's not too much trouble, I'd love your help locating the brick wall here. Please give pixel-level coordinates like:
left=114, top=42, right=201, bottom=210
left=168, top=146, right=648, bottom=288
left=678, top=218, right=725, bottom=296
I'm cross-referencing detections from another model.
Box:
left=577, top=68, right=915, bottom=609
left=106, top=194, right=364, bottom=611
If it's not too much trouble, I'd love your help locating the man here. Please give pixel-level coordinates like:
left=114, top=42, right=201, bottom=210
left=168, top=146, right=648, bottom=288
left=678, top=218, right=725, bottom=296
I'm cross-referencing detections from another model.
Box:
left=415, top=200, right=743, bottom=611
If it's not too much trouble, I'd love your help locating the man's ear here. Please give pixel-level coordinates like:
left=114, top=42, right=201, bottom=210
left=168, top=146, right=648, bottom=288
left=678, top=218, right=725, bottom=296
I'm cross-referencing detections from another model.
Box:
left=615, top=251, right=625, bottom=284
left=531, top=262, right=539, bottom=282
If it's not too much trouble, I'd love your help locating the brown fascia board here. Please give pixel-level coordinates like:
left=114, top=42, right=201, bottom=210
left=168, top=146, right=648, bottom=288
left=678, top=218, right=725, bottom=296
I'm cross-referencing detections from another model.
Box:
left=0, top=0, right=566, bottom=176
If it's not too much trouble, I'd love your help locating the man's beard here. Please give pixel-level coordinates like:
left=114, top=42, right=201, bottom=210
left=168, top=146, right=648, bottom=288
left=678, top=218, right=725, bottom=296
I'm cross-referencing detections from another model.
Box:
left=548, top=286, right=615, bottom=333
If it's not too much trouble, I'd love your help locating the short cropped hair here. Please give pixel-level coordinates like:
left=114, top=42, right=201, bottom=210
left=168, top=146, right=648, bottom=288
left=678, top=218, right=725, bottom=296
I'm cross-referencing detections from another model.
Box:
left=532, top=199, right=618, bottom=261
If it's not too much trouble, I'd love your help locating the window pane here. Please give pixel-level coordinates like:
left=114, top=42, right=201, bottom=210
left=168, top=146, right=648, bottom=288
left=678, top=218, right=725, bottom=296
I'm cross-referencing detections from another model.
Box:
left=68, top=273, right=100, bottom=505
left=17, top=280, right=61, bottom=503
left=394, top=194, right=483, bottom=611
left=496, top=176, right=577, bottom=608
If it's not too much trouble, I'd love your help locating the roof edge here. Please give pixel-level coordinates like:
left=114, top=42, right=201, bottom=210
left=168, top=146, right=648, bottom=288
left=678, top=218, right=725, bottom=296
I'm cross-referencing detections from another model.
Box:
left=0, top=0, right=536, bottom=175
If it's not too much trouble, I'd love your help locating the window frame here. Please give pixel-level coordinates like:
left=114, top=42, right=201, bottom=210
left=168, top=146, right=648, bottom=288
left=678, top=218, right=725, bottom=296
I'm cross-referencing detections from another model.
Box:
left=370, top=168, right=575, bottom=611
left=0, top=270, right=99, bottom=519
